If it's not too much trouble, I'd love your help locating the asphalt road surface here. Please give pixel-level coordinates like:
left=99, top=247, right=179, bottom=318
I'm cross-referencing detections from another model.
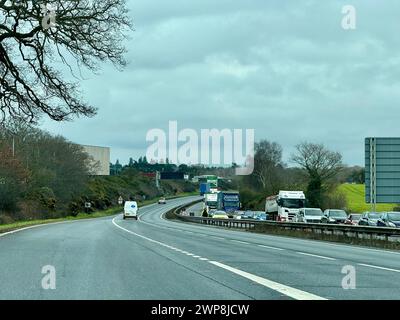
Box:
left=0, top=196, right=399, bottom=300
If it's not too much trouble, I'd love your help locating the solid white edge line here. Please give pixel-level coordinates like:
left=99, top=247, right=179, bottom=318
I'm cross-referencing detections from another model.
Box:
left=296, top=252, right=337, bottom=261
left=0, top=197, right=169, bottom=240
left=208, top=261, right=327, bottom=300
left=0, top=217, right=98, bottom=238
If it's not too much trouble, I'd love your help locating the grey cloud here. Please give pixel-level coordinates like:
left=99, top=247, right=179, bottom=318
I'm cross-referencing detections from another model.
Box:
left=42, top=0, right=400, bottom=165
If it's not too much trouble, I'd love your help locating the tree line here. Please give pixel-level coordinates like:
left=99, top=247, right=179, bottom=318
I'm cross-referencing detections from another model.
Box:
left=0, top=122, right=95, bottom=223
left=0, top=123, right=198, bottom=224
left=236, top=140, right=364, bottom=211
left=0, top=122, right=364, bottom=224
left=109, top=156, right=236, bottom=177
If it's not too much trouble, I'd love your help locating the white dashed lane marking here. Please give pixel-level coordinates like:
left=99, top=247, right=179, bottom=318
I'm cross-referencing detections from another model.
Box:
left=296, top=252, right=337, bottom=261
left=112, top=216, right=327, bottom=301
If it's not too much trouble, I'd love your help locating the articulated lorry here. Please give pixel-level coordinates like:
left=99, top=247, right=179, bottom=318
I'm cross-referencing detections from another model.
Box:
left=217, top=191, right=241, bottom=216
left=204, top=192, right=218, bottom=213
left=265, top=190, right=306, bottom=222
left=199, top=183, right=210, bottom=196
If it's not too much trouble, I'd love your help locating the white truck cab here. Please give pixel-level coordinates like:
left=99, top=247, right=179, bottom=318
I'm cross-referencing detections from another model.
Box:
left=123, top=201, right=139, bottom=220
left=204, top=192, right=218, bottom=213
left=265, top=191, right=306, bottom=222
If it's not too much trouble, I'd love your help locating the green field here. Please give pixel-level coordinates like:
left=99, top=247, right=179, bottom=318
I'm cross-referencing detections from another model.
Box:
left=338, top=184, right=397, bottom=213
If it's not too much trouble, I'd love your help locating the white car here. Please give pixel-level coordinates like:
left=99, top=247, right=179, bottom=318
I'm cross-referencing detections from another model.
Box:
left=294, top=208, right=324, bottom=223
left=123, top=201, right=139, bottom=220
left=158, top=197, right=167, bottom=204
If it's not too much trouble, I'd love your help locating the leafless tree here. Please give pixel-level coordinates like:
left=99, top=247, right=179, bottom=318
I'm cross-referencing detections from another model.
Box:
left=291, top=142, right=343, bottom=181
left=252, top=140, right=283, bottom=192
left=0, top=0, right=132, bottom=124
left=291, top=142, right=343, bottom=207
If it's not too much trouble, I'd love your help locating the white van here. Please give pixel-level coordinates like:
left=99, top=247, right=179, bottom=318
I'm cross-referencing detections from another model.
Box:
left=123, top=201, right=139, bottom=220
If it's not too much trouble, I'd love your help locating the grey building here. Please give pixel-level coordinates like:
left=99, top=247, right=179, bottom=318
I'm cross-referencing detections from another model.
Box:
left=81, top=145, right=110, bottom=176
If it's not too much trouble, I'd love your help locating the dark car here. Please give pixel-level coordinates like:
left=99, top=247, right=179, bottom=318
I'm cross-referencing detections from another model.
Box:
left=344, top=214, right=362, bottom=226
left=358, top=212, right=383, bottom=226
left=377, top=212, right=400, bottom=228
left=321, top=209, right=348, bottom=224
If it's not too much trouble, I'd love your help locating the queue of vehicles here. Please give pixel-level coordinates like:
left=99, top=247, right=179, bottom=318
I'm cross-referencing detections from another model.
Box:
left=201, top=189, right=400, bottom=229
left=122, top=183, right=400, bottom=228
left=128, top=191, right=400, bottom=229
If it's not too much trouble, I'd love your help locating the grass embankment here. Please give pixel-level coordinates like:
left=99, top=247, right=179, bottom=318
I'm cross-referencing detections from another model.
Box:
left=0, top=192, right=197, bottom=235
left=338, top=184, right=396, bottom=213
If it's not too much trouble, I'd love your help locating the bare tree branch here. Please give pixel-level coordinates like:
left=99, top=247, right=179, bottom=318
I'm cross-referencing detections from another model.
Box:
left=0, top=0, right=132, bottom=124
left=291, top=142, right=343, bottom=183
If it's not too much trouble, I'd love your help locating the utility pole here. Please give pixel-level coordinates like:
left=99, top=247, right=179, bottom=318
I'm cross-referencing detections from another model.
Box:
left=369, top=137, right=377, bottom=212
left=12, top=136, right=15, bottom=157
left=156, top=171, right=160, bottom=189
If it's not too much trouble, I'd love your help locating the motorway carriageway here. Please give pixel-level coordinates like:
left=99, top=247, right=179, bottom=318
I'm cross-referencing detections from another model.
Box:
left=0, top=196, right=399, bottom=299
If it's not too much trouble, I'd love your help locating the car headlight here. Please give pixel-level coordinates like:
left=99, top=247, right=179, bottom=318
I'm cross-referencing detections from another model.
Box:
left=329, top=218, right=335, bottom=222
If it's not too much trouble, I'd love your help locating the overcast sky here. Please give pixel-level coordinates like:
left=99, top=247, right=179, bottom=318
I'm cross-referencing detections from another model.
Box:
left=42, top=0, right=400, bottom=166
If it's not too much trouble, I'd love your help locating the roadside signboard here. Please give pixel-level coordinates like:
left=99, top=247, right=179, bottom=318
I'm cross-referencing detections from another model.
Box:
left=160, top=172, right=184, bottom=180
left=118, top=196, right=123, bottom=205
left=365, top=137, right=400, bottom=208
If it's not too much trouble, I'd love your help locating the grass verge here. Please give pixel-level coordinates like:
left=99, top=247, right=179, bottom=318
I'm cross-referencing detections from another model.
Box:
left=0, top=192, right=198, bottom=235
left=0, top=206, right=122, bottom=234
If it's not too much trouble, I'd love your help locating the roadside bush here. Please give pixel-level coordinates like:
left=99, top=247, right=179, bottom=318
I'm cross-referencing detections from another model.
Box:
left=0, top=146, right=29, bottom=213
left=240, top=189, right=265, bottom=211
left=322, top=191, right=348, bottom=211
left=16, top=200, right=44, bottom=220
left=28, top=187, right=57, bottom=210
left=68, top=202, right=80, bottom=217
left=0, top=213, right=14, bottom=225
left=182, top=181, right=196, bottom=193
left=0, top=181, right=20, bottom=212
